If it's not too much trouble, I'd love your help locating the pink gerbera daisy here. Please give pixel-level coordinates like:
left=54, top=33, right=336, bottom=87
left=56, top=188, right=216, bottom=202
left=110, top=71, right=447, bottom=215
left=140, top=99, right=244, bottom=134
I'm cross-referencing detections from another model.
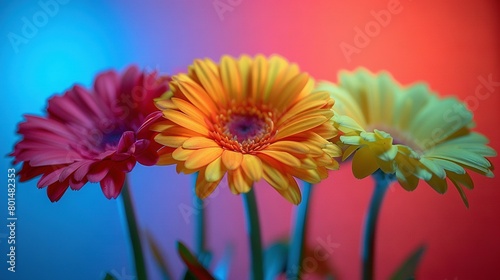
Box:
left=11, top=66, right=169, bottom=201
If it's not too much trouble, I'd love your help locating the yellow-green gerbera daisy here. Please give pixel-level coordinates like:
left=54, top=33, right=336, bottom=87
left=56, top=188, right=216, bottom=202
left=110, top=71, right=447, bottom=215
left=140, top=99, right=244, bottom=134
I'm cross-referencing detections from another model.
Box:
left=317, top=68, right=496, bottom=206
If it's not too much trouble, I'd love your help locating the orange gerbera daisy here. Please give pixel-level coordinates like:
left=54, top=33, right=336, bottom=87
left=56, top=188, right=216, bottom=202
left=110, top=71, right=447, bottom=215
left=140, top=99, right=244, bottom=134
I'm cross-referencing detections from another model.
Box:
left=152, top=55, right=340, bottom=204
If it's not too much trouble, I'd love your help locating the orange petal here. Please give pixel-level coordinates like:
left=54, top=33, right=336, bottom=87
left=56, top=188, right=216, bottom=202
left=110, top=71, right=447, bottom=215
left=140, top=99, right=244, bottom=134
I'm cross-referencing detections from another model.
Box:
left=261, top=161, right=288, bottom=190
left=196, top=168, right=222, bottom=199
left=183, top=137, right=219, bottom=149
left=193, top=59, right=227, bottom=105
left=241, top=154, right=263, bottom=181
left=273, top=175, right=301, bottom=205
left=221, top=150, right=243, bottom=170
left=278, top=91, right=330, bottom=125
left=228, top=168, right=252, bottom=194
left=276, top=116, right=328, bottom=140
left=273, top=72, right=310, bottom=110
left=163, top=110, right=209, bottom=136
left=171, top=97, right=206, bottom=124
left=267, top=141, right=310, bottom=154
left=157, top=147, right=177, bottom=165
left=220, top=56, right=243, bottom=101
left=258, top=150, right=301, bottom=167
left=184, top=147, right=223, bottom=170
left=175, top=75, right=218, bottom=116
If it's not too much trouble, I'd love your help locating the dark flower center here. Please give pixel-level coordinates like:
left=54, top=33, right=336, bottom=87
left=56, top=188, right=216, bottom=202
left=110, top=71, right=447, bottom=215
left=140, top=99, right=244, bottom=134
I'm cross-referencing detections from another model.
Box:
left=102, top=129, right=125, bottom=147
left=211, top=104, right=276, bottom=153
left=227, top=115, right=267, bottom=142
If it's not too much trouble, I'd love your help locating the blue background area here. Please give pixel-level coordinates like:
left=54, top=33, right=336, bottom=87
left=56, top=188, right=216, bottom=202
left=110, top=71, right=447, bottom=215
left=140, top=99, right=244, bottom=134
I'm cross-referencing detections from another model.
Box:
left=0, top=1, right=232, bottom=279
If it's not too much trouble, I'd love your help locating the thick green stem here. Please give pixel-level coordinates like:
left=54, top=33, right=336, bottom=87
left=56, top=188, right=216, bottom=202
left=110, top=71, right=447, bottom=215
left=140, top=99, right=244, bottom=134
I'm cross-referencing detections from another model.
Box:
left=361, top=170, right=394, bottom=280
left=120, top=176, right=147, bottom=280
left=192, top=173, right=205, bottom=256
left=242, top=188, right=263, bottom=280
left=287, top=181, right=313, bottom=278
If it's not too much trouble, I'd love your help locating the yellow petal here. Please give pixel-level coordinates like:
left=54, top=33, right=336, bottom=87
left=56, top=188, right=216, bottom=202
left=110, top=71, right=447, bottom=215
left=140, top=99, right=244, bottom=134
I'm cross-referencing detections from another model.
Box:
left=155, top=134, right=189, bottom=148
left=273, top=175, right=301, bottom=205
left=276, top=116, right=327, bottom=140
left=175, top=75, right=218, bottom=116
left=352, top=147, right=379, bottom=179
left=205, top=157, right=225, bottom=182
left=172, top=147, right=195, bottom=161
left=196, top=169, right=222, bottom=199
left=171, top=97, right=206, bottom=124
left=184, top=147, right=223, bottom=169
left=221, top=150, right=243, bottom=170
left=241, top=154, right=263, bottom=181
left=396, top=171, right=419, bottom=191
left=425, top=175, right=448, bottom=194
left=193, top=59, right=227, bottom=105
left=267, top=141, right=310, bottom=154
left=183, top=137, right=219, bottom=149
left=228, top=168, right=252, bottom=194
left=258, top=150, right=301, bottom=167
left=163, top=110, right=209, bottom=136
left=220, top=56, right=243, bottom=101
left=157, top=147, right=177, bottom=165
left=261, top=161, right=288, bottom=190
left=273, top=72, right=310, bottom=110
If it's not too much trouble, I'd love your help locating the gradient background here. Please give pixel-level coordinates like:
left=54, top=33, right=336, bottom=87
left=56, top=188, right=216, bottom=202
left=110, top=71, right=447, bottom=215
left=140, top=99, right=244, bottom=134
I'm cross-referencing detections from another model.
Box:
left=1, top=0, right=499, bottom=279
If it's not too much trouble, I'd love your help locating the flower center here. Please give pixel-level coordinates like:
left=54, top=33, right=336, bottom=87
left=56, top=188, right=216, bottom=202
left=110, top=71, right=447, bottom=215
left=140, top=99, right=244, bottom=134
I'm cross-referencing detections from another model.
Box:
left=226, top=115, right=267, bottom=142
left=211, top=103, right=276, bottom=153
left=101, top=128, right=124, bottom=148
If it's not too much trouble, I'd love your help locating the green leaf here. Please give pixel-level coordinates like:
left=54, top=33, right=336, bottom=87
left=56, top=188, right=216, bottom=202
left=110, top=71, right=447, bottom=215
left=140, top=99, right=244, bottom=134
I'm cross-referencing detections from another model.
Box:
left=146, top=231, right=173, bottom=280
left=103, top=272, right=118, bottom=280
left=390, top=245, right=426, bottom=280
left=177, top=241, right=215, bottom=280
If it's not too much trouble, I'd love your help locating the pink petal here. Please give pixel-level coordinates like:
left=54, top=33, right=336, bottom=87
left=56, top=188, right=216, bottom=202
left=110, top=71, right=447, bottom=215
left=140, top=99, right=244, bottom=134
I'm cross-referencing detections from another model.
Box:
left=37, top=168, right=65, bottom=188
left=29, top=151, right=76, bottom=166
left=94, top=70, right=119, bottom=108
left=100, top=171, right=126, bottom=199
left=59, top=161, right=87, bottom=182
left=47, top=90, right=94, bottom=128
left=74, top=161, right=93, bottom=181
left=69, top=177, right=87, bottom=191
left=47, top=181, right=69, bottom=202
left=87, top=161, right=110, bottom=182
left=116, top=131, right=135, bottom=153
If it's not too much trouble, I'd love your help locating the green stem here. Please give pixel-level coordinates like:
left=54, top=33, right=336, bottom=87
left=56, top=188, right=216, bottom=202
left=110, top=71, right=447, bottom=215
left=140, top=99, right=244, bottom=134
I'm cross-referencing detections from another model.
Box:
left=242, top=187, right=263, bottom=280
left=192, top=172, right=205, bottom=256
left=120, top=176, right=147, bottom=280
left=362, top=170, right=394, bottom=280
left=286, top=181, right=313, bottom=278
